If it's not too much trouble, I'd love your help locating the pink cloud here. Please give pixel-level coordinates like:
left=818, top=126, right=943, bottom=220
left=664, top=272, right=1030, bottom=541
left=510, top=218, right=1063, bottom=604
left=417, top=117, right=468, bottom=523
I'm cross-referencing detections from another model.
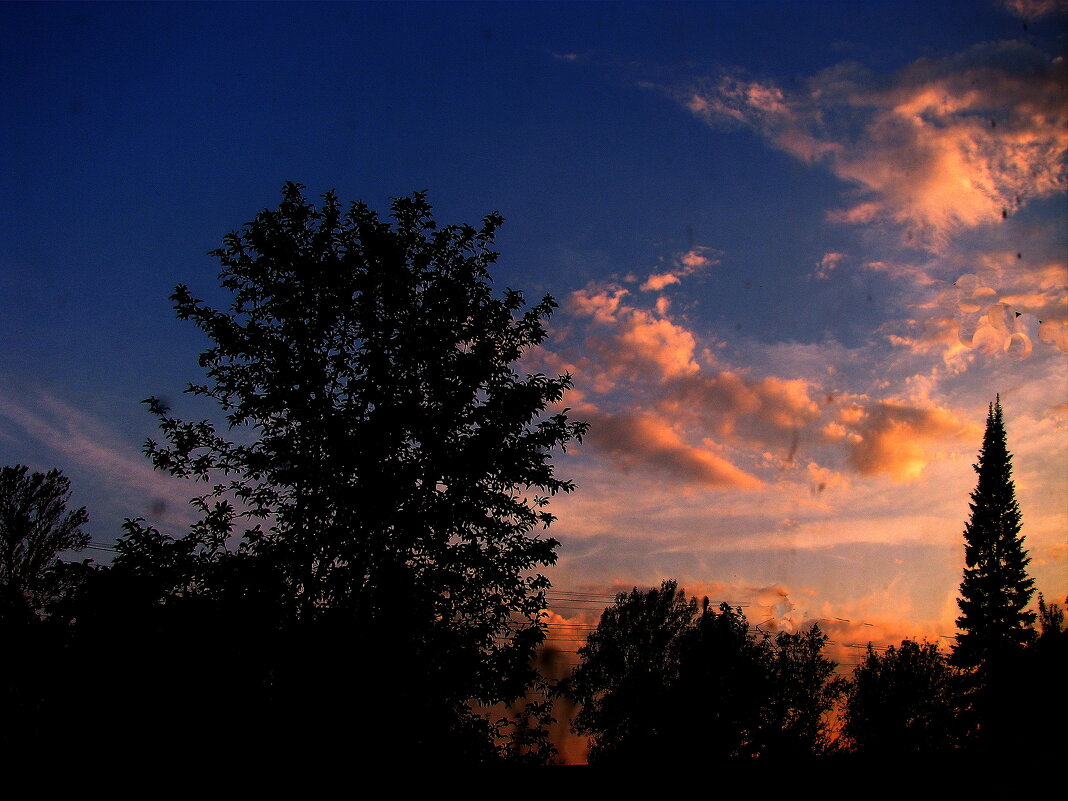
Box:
left=997, top=260, right=1068, bottom=327
left=659, top=371, right=822, bottom=450
left=877, top=253, right=1066, bottom=370
left=582, top=410, right=763, bottom=490
left=681, top=43, right=1068, bottom=251
left=569, top=285, right=629, bottom=324
left=842, top=402, right=977, bottom=481
left=812, top=252, right=845, bottom=280
left=639, top=246, right=719, bottom=292
left=640, top=272, right=682, bottom=292
left=572, top=287, right=700, bottom=382
left=612, top=310, right=700, bottom=378
left=678, top=247, right=718, bottom=270
left=1000, top=0, right=1068, bottom=19
left=806, top=462, right=850, bottom=496
left=863, top=259, right=940, bottom=287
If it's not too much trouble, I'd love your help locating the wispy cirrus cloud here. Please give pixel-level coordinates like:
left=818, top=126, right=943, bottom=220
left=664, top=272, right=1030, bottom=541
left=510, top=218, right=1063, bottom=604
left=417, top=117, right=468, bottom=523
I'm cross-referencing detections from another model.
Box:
left=0, top=386, right=197, bottom=528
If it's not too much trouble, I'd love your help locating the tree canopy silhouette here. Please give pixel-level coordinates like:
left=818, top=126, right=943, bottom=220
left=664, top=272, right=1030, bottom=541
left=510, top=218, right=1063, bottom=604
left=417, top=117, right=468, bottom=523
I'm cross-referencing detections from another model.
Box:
left=115, top=182, right=587, bottom=762
left=0, top=465, right=92, bottom=754
left=953, top=397, right=1035, bottom=669
left=758, top=623, right=847, bottom=758
left=566, top=580, right=844, bottom=763
left=1014, top=592, right=1068, bottom=757
left=0, top=465, right=89, bottom=623
left=566, top=580, right=698, bottom=763
left=843, top=639, right=964, bottom=756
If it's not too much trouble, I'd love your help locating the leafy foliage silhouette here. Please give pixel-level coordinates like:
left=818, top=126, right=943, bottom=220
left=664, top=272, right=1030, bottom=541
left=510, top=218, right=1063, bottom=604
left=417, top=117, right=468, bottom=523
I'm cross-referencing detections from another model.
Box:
left=109, top=183, right=587, bottom=762
left=844, top=639, right=964, bottom=755
left=1037, top=593, right=1065, bottom=642
left=566, top=580, right=698, bottom=763
left=1015, top=593, right=1068, bottom=757
left=759, top=624, right=847, bottom=757
left=0, top=465, right=93, bottom=755
left=566, top=580, right=844, bottom=763
left=0, top=465, right=89, bottom=623
left=673, top=596, right=770, bottom=760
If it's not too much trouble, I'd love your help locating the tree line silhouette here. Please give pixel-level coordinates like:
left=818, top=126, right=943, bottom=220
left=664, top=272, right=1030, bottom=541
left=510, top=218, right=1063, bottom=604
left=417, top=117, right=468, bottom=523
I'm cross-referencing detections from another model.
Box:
left=563, top=397, right=1065, bottom=762
left=1, top=186, right=1064, bottom=764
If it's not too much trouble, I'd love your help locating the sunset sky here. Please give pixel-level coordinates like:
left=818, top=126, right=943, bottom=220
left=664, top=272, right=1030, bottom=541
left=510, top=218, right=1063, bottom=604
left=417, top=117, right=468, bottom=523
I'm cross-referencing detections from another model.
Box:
left=2, top=1, right=1066, bottom=669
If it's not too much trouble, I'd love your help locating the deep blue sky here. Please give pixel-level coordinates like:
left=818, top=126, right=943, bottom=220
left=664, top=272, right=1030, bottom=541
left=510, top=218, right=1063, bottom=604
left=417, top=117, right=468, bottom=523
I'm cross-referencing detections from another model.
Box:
left=2, top=1, right=1065, bottom=648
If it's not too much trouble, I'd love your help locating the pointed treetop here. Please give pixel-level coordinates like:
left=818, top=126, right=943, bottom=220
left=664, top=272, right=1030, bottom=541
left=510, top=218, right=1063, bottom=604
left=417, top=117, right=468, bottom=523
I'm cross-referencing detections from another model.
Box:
left=953, top=396, right=1036, bottom=668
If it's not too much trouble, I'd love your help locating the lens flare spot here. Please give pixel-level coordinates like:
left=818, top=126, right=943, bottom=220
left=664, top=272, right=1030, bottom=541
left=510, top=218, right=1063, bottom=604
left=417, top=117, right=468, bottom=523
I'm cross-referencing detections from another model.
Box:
left=972, top=324, right=1005, bottom=355
left=1038, top=320, right=1059, bottom=345
left=1004, top=332, right=1032, bottom=360
left=986, top=303, right=1013, bottom=332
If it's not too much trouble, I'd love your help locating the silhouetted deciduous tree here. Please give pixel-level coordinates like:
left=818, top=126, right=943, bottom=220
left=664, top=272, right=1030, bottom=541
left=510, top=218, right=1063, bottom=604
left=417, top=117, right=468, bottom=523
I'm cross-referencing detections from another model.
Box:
left=844, top=639, right=964, bottom=756
left=1020, top=594, right=1068, bottom=757
left=567, top=580, right=844, bottom=763
left=566, top=580, right=697, bottom=763
left=0, top=465, right=88, bottom=622
left=759, top=625, right=847, bottom=757
left=113, top=183, right=586, bottom=762
left=0, top=465, right=91, bottom=755
left=953, top=397, right=1035, bottom=669
left=674, top=598, right=770, bottom=759
left=1036, top=593, right=1065, bottom=643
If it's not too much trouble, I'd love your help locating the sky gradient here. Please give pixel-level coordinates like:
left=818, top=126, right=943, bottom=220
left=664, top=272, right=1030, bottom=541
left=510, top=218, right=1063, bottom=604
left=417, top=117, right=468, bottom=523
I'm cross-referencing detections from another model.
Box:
left=2, top=1, right=1066, bottom=677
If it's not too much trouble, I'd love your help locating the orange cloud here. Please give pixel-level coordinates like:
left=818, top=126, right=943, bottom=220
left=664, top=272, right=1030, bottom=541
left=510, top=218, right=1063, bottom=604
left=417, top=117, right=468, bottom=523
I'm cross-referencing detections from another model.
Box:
left=612, top=309, right=700, bottom=378
left=639, top=246, right=719, bottom=292
left=660, top=371, right=821, bottom=449
left=812, top=252, right=845, bottom=280
left=885, top=315, right=973, bottom=370
left=582, top=410, right=763, bottom=489
left=573, top=287, right=701, bottom=382
left=569, top=285, right=629, bottom=324
left=843, top=402, right=976, bottom=481
left=951, top=268, right=1067, bottom=356
left=998, top=260, right=1068, bottom=326
left=640, top=272, right=682, bottom=292
left=682, top=43, right=1068, bottom=251
left=678, top=247, right=718, bottom=270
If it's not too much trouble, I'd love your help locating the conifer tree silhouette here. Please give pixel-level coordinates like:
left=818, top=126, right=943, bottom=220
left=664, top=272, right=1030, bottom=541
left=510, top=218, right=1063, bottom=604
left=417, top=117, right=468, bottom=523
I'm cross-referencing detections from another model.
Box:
left=952, top=396, right=1035, bottom=669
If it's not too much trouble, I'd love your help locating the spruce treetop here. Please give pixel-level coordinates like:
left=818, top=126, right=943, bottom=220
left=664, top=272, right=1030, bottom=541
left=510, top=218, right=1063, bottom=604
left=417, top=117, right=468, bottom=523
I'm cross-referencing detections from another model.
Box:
left=953, top=396, right=1036, bottom=668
